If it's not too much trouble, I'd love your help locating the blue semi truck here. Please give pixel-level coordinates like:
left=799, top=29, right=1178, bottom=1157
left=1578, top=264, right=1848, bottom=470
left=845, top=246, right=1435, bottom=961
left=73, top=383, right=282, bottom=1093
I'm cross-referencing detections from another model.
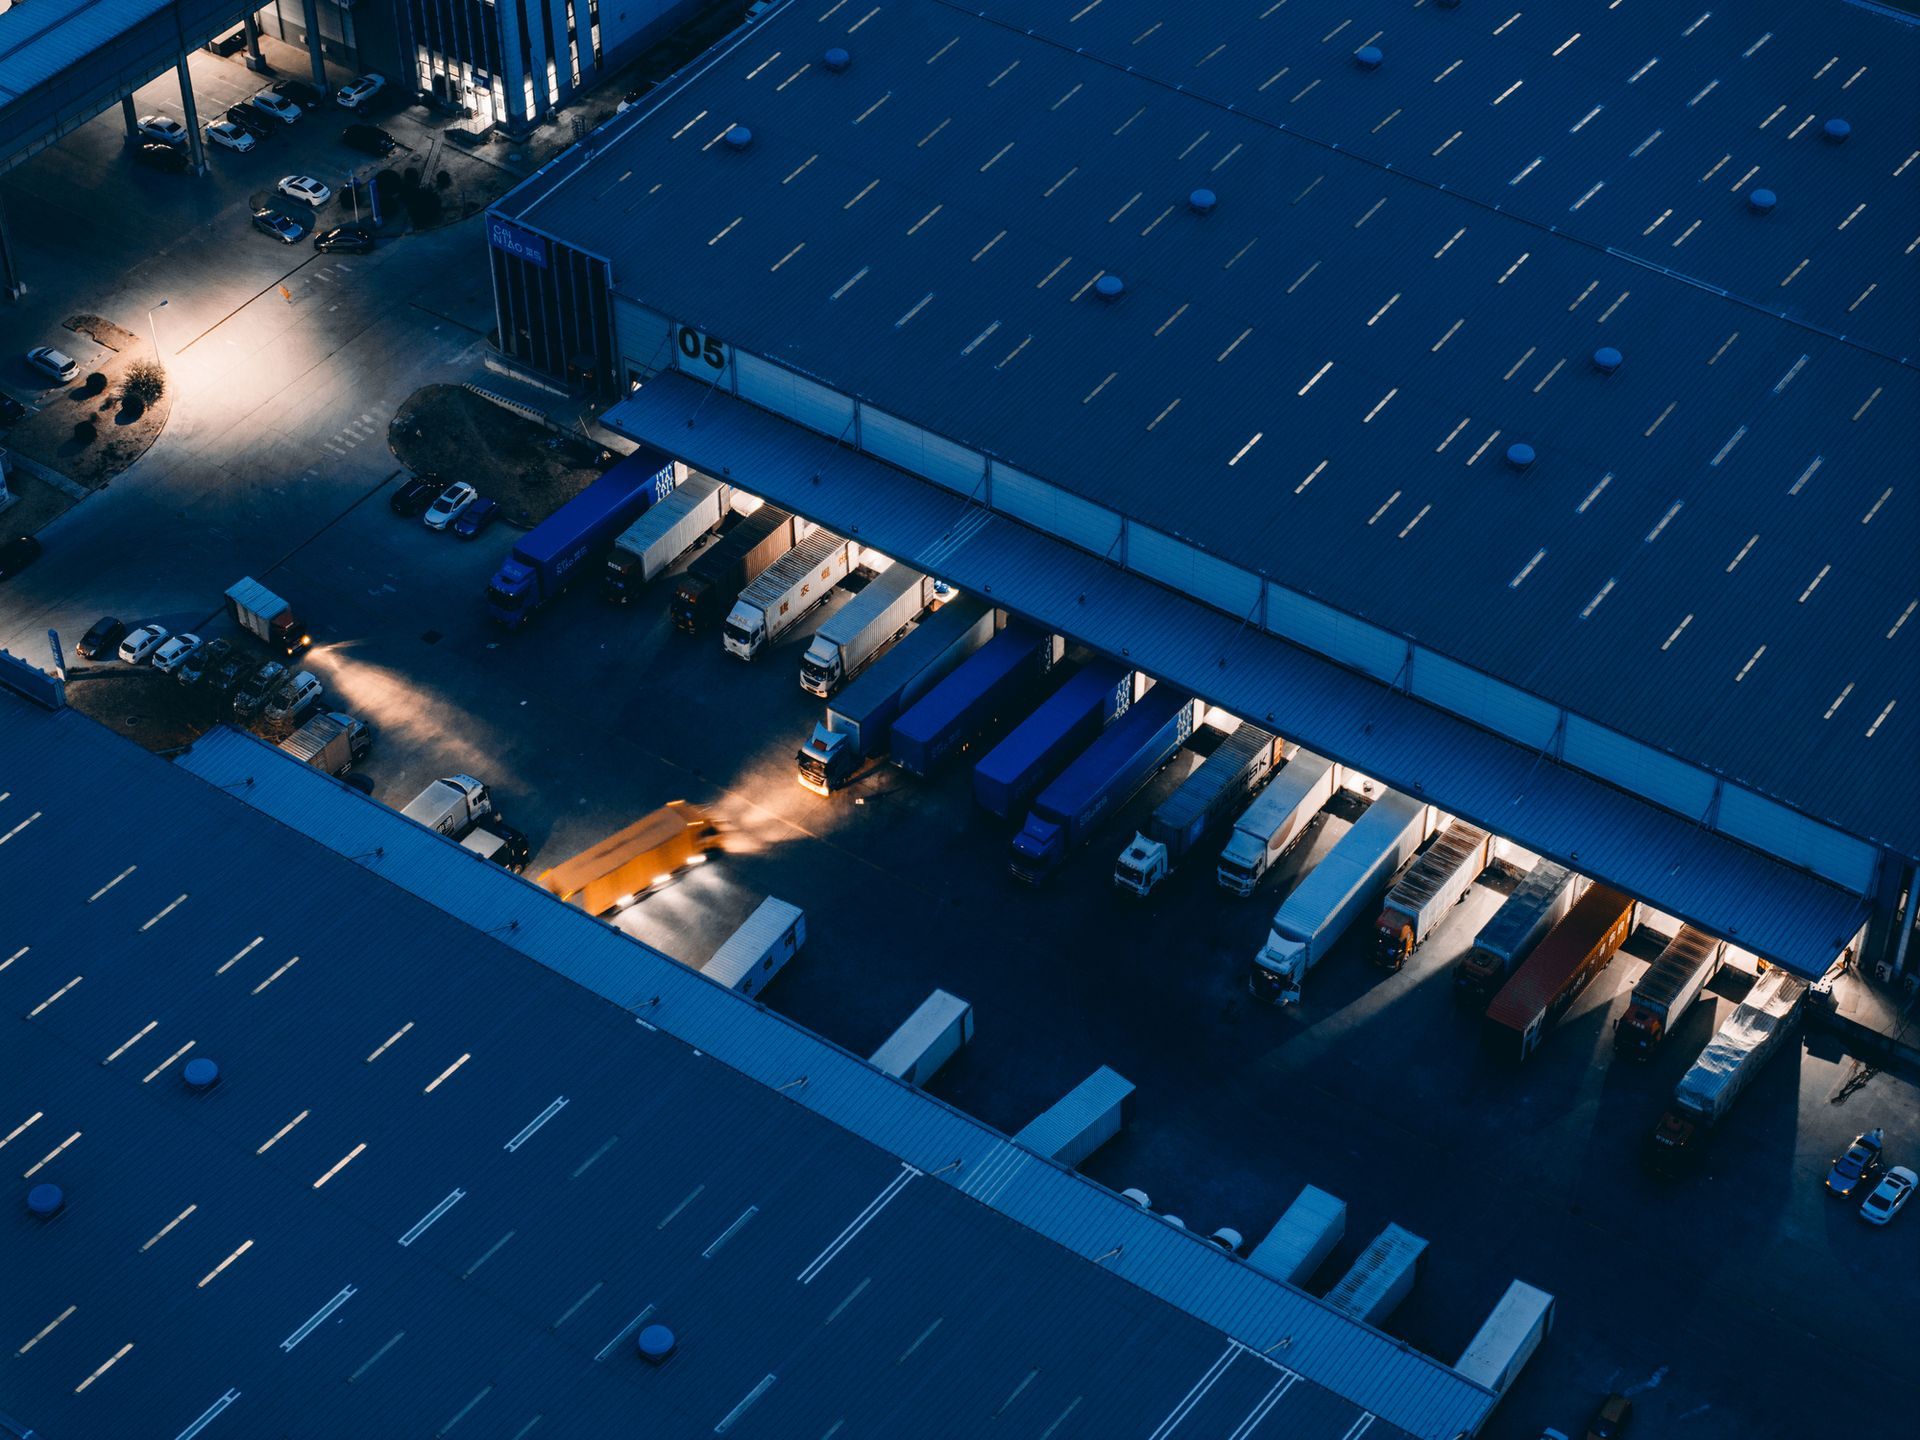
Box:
left=1009, top=684, right=1199, bottom=884
left=972, top=659, right=1134, bottom=818
left=486, top=449, right=679, bottom=627
left=889, top=622, right=1062, bottom=777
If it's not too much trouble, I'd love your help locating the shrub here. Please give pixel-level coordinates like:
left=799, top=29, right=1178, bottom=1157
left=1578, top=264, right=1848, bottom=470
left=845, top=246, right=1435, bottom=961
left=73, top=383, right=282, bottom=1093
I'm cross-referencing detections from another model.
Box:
left=83, top=371, right=109, bottom=396
left=124, top=359, right=166, bottom=406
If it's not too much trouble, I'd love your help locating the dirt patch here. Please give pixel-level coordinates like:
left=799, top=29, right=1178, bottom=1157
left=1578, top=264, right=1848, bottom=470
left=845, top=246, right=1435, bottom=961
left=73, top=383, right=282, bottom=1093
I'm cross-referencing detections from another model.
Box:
left=64, top=667, right=217, bottom=754
left=64, top=314, right=140, bottom=353
left=3, top=348, right=174, bottom=490
left=0, top=467, right=84, bottom=536
left=389, top=384, right=605, bottom=527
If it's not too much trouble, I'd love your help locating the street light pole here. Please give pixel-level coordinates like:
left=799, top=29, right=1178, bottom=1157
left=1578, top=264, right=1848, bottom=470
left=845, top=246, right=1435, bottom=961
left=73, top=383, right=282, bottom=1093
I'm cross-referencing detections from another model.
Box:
left=148, top=298, right=171, bottom=358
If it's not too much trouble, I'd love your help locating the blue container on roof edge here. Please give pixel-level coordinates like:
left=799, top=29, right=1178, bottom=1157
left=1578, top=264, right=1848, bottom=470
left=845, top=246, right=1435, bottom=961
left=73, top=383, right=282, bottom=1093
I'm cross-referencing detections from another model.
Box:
left=974, top=659, right=1132, bottom=818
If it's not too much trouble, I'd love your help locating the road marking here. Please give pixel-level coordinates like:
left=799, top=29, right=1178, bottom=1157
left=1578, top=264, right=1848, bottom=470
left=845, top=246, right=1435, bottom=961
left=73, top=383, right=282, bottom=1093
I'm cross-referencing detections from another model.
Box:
left=715, top=1375, right=777, bottom=1433
left=464, top=1230, right=516, bottom=1277
left=29, top=975, right=82, bottom=1016
left=798, top=1166, right=918, bottom=1284
left=87, top=866, right=137, bottom=903
left=74, top=1341, right=134, bottom=1392
left=257, top=1110, right=309, bottom=1154
left=281, top=1285, right=356, bottom=1351
left=173, top=1389, right=241, bottom=1440
left=17, top=1304, right=76, bottom=1354
left=197, top=1239, right=253, bottom=1288
left=104, top=1021, right=158, bottom=1064
left=23, top=1130, right=81, bottom=1178
left=398, top=1187, right=466, bottom=1245
left=658, top=1185, right=704, bottom=1228
left=703, top=1207, right=758, bottom=1258
left=1147, top=1343, right=1238, bottom=1439
left=348, top=1331, right=404, bottom=1382
left=313, top=1142, right=366, bottom=1189
left=142, top=1041, right=195, bottom=1083
left=216, top=937, right=263, bottom=975
left=595, top=1304, right=655, bottom=1362
left=504, top=1096, right=568, bottom=1151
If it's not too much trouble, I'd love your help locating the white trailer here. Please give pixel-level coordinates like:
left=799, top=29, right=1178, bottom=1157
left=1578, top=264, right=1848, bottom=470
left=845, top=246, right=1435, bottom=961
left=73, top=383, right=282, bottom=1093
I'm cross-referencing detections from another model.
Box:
left=602, top=471, right=730, bottom=601
left=1249, top=790, right=1436, bottom=1005
left=399, top=775, right=492, bottom=838
left=1246, top=1185, right=1347, bottom=1286
left=703, top=897, right=805, bottom=998
left=723, top=530, right=857, bottom=660
left=799, top=564, right=935, bottom=697
left=1014, top=1065, right=1134, bottom=1169
left=1323, top=1223, right=1427, bottom=1326
left=1216, top=750, right=1339, bottom=895
left=1115, top=722, right=1282, bottom=895
left=869, top=989, right=974, bottom=1085
left=1372, top=821, right=1495, bottom=969
left=1454, top=860, right=1582, bottom=999
left=1455, top=1280, right=1555, bottom=1394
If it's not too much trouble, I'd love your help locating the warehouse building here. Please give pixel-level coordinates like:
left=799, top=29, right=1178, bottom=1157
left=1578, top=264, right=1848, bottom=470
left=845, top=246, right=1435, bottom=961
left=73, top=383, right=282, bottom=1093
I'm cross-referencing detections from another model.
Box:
left=486, top=0, right=1920, bottom=980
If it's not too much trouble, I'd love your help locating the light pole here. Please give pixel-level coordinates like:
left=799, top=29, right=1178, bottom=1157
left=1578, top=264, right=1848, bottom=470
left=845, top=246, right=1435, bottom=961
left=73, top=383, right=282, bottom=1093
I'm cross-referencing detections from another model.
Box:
left=148, top=298, right=170, bottom=358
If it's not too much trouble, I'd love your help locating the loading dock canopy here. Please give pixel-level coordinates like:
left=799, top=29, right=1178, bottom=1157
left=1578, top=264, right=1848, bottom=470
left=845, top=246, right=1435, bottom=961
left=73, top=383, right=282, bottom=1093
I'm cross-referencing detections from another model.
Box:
left=606, top=374, right=1867, bottom=977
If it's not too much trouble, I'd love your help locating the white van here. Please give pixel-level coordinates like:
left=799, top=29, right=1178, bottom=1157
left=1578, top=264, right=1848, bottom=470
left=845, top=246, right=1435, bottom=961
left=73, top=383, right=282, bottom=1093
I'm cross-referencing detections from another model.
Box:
left=262, top=670, right=322, bottom=727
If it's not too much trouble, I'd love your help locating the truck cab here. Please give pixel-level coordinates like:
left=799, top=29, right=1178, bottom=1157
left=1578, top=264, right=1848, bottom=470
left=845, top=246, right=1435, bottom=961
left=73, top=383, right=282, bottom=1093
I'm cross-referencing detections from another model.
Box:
left=1374, top=912, right=1416, bottom=970
left=485, top=560, right=538, bottom=627
left=1009, top=815, right=1066, bottom=884
left=797, top=723, right=852, bottom=795
left=722, top=604, right=769, bottom=660
left=1613, top=1002, right=1665, bottom=1057
left=798, top=641, right=842, bottom=696
left=1453, top=947, right=1506, bottom=998
left=1249, top=942, right=1303, bottom=1006
left=1216, top=834, right=1267, bottom=895
left=1114, top=833, right=1169, bottom=896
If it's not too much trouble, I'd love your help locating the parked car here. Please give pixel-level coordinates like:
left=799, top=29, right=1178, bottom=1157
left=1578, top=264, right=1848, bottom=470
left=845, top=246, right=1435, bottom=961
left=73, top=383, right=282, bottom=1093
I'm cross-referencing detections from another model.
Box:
left=0, top=535, right=44, bottom=582
left=177, top=636, right=229, bottom=688
left=389, top=475, right=439, bottom=517
left=118, top=623, right=171, bottom=664
left=462, top=816, right=532, bottom=873
left=277, top=175, right=331, bottom=207
left=1826, top=1130, right=1885, bottom=1199
left=205, top=120, right=257, bottom=153
left=1861, top=1166, right=1916, bottom=1225
left=314, top=226, right=374, bottom=255
left=137, top=114, right=188, bottom=146
left=232, top=661, right=287, bottom=719
left=342, top=123, right=397, bottom=156
left=424, top=481, right=477, bottom=530
left=1586, top=1394, right=1632, bottom=1440
left=250, top=90, right=301, bottom=124
left=224, top=104, right=273, bottom=140
left=207, top=644, right=254, bottom=696
left=252, top=208, right=306, bottom=244
left=26, top=347, right=79, bottom=383
left=151, top=633, right=202, bottom=675
left=0, top=393, right=27, bottom=426
left=275, top=80, right=324, bottom=109
left=453, top=497, right=500, bottom=539
left=135, top=142, right=191, bottom=174
left=335, top=73, right=386, bottom=110
left=77, top=617, right=126, bottom=660
left=262, top=670, right=323, bottom=727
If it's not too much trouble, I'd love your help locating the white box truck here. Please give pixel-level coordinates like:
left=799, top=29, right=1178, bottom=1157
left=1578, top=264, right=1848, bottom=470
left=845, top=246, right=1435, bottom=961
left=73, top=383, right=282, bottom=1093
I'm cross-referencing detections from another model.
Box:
left=703, top=897, right=805, bottom=998
left=399, top=775, right=492, bottom=838
left=1372, top=821, right=1495, bottom=970
left=1114, top=722, right=1282, bottom=896
left=1247, top=1185, right=1346, bottom=1286
left=1216, top=750, right=1339, bottom=895
left=1455, top=1280, right=1555, bottom=1394
left=723, top=530, right=856, bottom=660
left=1323, top=1223, right=1427, bottom=1326
left=869, top=989, right=973, bottom=1085
left=1013, top=1066, right=1133, bottom=1169
left=800, top=564, right=935, bottom=696
left=602, top=472, right=730, bottom=602
left=1454, top=861, right=1582, bottom=1000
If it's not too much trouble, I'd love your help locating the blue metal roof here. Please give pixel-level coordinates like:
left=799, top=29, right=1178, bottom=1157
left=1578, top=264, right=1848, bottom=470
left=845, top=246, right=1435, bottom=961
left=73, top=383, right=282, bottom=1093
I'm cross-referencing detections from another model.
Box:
left=503, top=0, right=1920, bottom=858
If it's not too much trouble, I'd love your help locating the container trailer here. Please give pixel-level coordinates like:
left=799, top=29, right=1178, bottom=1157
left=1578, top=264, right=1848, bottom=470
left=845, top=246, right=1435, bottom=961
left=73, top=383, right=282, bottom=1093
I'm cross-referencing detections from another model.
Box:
left=225, top=576, right=311, bottom=657
left=972, top=660, right=1133, bottom=819
left=400, top=775, right=492, bottom=839
left=868, top=990, right=974, bottom=1086
left=1012, top=1066, right=1134, bottom=1168
left=1614, top=926, right=1726, bottom=1059
left=1323, top=1224, right=1427, bottom=1326
left=1372, top=821, right=1495, bottom=969
left=1454, top=1281, right=1555, bottom=1394
left=799, top=564, right=935, bottom=696
left=602, top=473, right=730, bottom=602
left=277, top=710, right=371, bottom=776
left=1216, top=750, right=1339, bottom=895
left=1115, top=723, right=1282, bottom=896
left=722, top=529, right=857, bottom=660
left=702, top=897, right=805, bottom=998
left=1645, top=967, right=1807, bottom=1175
left=1246, top=1185, right=1346, bottom=1286
left=1483, top=885, right=1635, bottom=1061
left=537, top=802, right=722, bottom=914
left=890, top=623, right=1062, bottom=777
left=670, top=503, right=805, bottom=633
left=1454, top=861, right=1581, bottom=1000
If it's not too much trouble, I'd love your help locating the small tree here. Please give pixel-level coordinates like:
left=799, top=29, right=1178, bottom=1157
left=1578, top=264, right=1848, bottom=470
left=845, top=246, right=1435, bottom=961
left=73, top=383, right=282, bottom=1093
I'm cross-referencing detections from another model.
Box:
left=124, top=359, right=167, bottom=406
left=83, top=371, right=109, bottom=396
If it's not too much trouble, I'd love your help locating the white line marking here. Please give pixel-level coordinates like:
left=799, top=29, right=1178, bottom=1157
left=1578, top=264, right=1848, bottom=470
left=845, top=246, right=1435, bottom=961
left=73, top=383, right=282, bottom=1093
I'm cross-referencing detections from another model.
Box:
left=504, top=1096, right=568, bottom=1152
left=0, top=811, right=41, bottom=844
left=715, top=1374, right=777, bottom=1433
left=1226, top=1374, right=1298, bottom=1439
left=281, top=1285, right=357, bottom=1351
left=595, top=1304, right=655, bottom=1362
left=1147, top=1342, right=1239, bottom=1439
left=87, top=866, right=136, bottom=903
left=398, top=1188, right=466, bottom=1246
left=703, top=1207, right=759, bottom=1258
left=798, top=1166, right=919, bottom=1284
left=140, top=895, right=188, bottom=931
left=173, top=1388, right=241, bottom=1440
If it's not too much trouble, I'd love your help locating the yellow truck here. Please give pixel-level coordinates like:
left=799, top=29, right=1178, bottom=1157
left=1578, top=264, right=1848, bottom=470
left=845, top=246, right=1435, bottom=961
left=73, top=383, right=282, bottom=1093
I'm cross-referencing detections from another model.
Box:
left=538, top=802, right=722, bottom=913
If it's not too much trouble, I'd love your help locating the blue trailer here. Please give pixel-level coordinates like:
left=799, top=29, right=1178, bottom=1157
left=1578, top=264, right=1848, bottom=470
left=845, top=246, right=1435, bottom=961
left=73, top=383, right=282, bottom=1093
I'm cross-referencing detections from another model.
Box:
left=486, top=449, right=679, bottom=627
left=972, top=659, right=1133, bottom=819
left=1009, top=685, right=1199, bottom=884
left=890, top=623, right=1062, bottom=777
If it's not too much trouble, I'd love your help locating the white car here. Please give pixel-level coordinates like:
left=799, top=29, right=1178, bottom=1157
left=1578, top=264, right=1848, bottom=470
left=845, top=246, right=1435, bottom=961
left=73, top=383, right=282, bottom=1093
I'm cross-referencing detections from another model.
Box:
left=335, top=74, right=386, bottom=109
left=205, top=120, right=257, bottom=154
left=277, top=175, right=331, bottom=207
left=424, top=481, right=478, bottom=530
left=1861, top=1166, right=1916, bottom=1226
left=137, top=113, right=188, bottom=146
left=26, top=347, right=79, bottom=384
left=251, top=90, right=301, bottom=124
left=151, top=633, right=202, bottom=674
left=118, top=623, right=171, bottom=664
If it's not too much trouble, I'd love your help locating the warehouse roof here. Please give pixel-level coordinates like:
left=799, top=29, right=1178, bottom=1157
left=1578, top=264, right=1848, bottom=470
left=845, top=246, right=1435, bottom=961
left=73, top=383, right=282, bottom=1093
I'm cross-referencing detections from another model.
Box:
left=504, top=0, right=1920, bottom=858
left=0, top=678, right=1494, bottom=1440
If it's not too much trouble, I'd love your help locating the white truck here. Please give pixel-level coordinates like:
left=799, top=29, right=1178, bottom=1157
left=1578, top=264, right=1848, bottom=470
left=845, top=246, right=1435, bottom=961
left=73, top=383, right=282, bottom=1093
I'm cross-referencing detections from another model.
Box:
left=869, top=989, right=973, bottom=1086
left=1114, top=722, right=1282, bottom=896
left=723, top=530, right=856, bottom=660
left=1246, top=1185, right=1346, bottom=1286
left=1372, top=821, right=1495, bottom=970
left=1013, top=1066, right=1134, bottom=1169
left=1455, top=1280, right=1555, bottom=1394
left=602, top=472, right=730, bottom=603
left=1646, top=967, right=1808, bottom=1174
left=1454, top=860, right=1582, bottom=1000
left=400, top=775, right=492, bottom=839
left=799, top=563, right=935, bottom=697
left=1323, top=1223, right=1427, bottom=1326
left=1249, top=789, right=1435, bottom=1005
left=703, top=897, right=805, bottom=998
left=277, top=711, right=370, bottom=776
left=1216, top=750, right=1339, bottom=895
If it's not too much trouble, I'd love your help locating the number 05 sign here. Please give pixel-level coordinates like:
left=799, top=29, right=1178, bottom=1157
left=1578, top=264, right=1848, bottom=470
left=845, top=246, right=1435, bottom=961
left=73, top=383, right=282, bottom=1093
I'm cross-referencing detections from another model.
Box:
left=675, top=325, right=731, bottom=381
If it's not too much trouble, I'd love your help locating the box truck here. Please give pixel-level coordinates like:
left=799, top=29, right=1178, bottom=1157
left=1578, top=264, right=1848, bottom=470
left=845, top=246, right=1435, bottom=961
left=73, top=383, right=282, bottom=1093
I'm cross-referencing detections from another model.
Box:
left=1454, top=861, right=1581, bottom=1000
left=1372, top=821, right=1495, bottom=969
left=277, top=711, right=371, bottom=776
left=1483, top=885, right=1635, bottom=1061
left=891, top=623, right=1062, bottom=777
left=602, top=472, right=730, bottom=602
left=1323, top=1224, right=1427, bottom=1326
left=703, top=897, right=804, bottom=998
left=1216, top=750, right=1339, bottom=896
left=1645, top=967, right=1807, bottom=1176
left=1012, top=1066, right=1134, bottom=1168
left=486, top=449, right=680, bottom=627
left=1009, top=688, right=1200, bottom=884
left=869, top=990, right=974, bottom=1086
left=1115, top=722, right=1282, bottom=896
left=1246, top=1185, right=1346, bottom=1286
left=225, top=576, right=311, bottom=657
left=537, top=802, right=722, bottom=913
left=799, top=564, right=935, bottom=696
left=1248, top=790, right=1435, bottom=1005
left=1614, top=926, right=1726, bottom=1059
left=400, top=775, right=492, bottom=838
left=797, top=598, right=995, bottom=793
left=972, top=660, right=1133, bottom=819
left=671, top=504, right=805, bottom=633
left=722, top=529, right=857, bottom=660
left=1455, top=1281, right=1555, bottom=1394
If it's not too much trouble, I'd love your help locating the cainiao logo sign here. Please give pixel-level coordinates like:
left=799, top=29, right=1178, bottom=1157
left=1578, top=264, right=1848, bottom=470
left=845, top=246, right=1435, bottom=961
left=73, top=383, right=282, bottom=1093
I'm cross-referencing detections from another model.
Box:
left=487, top=216, right=549, bottom=268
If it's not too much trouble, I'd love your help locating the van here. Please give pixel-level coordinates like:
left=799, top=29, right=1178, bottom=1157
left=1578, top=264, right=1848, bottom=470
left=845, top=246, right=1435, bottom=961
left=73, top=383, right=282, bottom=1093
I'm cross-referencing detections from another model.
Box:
left=263, top=670, right=322, bottom=727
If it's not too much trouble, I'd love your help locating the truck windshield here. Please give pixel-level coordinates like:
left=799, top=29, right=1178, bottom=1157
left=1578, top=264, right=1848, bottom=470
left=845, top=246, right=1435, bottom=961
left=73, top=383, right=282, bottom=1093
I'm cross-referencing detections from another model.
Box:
left=1218, top=857, right=1253, bottom=881
left=485, top=582, right=523, bottom=612
left=723, top=622, right=756, bottom=649
left=797, top=753, right=827, bottom=782
left=799, top=658, right=831, bottom=683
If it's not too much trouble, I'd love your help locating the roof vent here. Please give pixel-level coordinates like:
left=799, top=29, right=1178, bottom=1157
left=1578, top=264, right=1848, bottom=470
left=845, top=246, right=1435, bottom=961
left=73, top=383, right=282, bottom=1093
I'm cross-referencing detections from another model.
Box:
left=637, top=1324, right=677, bottom=1364
left=27, top=1183, right=65, bottom=1219
left=184, top=1057, right=221, bottom=1091
left=1209, top=1227, right=1244, bottom=1253
left=1354, top=45, right=1384, bottom=71
left=1094, top=273, right=1125, bottom=302
left=723, top=125, right=753, bottom=152
left=1821, top=117, right=1851, bottom=144
left=1505, top=442, right=1537, bottom=471
left=1747, top=187, right=1777, bottom=215
left=1121, top=1187, right=1152, bottom=1207
left=1162, top=1214, right=1187, bottom=1230
left=822, top=47, right=851, bottom=73
left=1592, top=346, right=1623, bottom=375
left=1187, top=187, right=1217, bottom=215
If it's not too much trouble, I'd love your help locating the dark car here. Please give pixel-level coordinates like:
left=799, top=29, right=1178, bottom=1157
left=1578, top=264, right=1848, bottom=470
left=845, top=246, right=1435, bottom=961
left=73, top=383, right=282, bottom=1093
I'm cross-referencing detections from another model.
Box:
left=177, top=636, right=229, bottom=688
left=207, top=646, right=255, bottom=697
left=314, top=226, right=374, bottom=255
left=0, top=534, right=43, bottom=581
left=77, top=617, right=127, bottom=660
left=463, top=817, right=531, bottom=873
left=224, top=104, right=273, bottom=140
left=252, top=208, right=306, bottom=244
left=0, top=393, right=27, bottom=427
left=1826, top=1129, right=1885, bottom=1199
left=276, top=80, right=324, bottom=109
left=135, top=142, right=190, bottom=174
left=452, top=496, right=501, bottom=539
left=342, top=123, right=397, bottom=156
left=389, top=474, right=439, bottom=517
left=232, top=661, right=287, bottom=720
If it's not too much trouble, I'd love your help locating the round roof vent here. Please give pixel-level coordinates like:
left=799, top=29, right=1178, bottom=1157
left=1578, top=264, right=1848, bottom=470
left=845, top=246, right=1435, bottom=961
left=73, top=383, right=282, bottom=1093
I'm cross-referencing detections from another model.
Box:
left=822, top=47, right=851, bottom=73
left=1354, top=45, right=1384, bottom=71
left=184, top=1056, right=221, bottom=1091
left=1094, top=273, right=1125, bottom=301
left=1506, top=442, right=1537, bottom=471
left=637, top=1324, right=677, bottom=1364
left=1747, top=187, right=1777, bottom=215
left=723, top=125, right=753, bottom=152
left=1592, top=346, right=1623, bottom=375
left=1162, top=1214, right=1187, bottom=1230
left=1187, top=187, right=1217, bottom=215
left=1121, top=1187, right=1152, bottom=1207
left=27, top=1183, right=65, bottom=1219
left=1209, top=1227, right=1244, bottom=1253
left=1821, top=117, right=1851, bottom=144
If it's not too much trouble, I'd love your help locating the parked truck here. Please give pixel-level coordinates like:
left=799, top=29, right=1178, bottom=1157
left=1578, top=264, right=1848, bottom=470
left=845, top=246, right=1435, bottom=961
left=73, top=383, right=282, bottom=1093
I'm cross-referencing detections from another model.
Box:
left=891, top=623, right=1062, bottom=777
left=722, top=528, right=856, bottom=660
left=602, top=472, right=730, bottom=603
left=1645, top=967, right=1807, bottom=1176
left=1323, top=1224, right=1427, bottom=1326
left=799, top=564, right=935, bottom=696
left=537, top=802, right=722, bottom=914
left=972, top=660, right=1133, bottom=819
left=1372, top=821, right=1495, bottom=969
left=1454, top=861, right=1581, bottom=1001
left=1454, top=1281, right=1555, bottom=1395
left=797, top=597, right=996, bottom=793
left=1115, top=722, right=1282, bottom=896
left=277, top=711, right=371, bottom=776
left=225, top=576, right=311, bottom=657
left=399, top=775, right=492, bottom=839
left=1614, top=926, right=1726, bottom=1059
left=1246, top=1185, right=1346, bottom=1286
left=1012, top=1065, right=1134, bottom=1168
left=1216, top=750, right=1339, bottom=896
left=869, top=989, right=974, bottom=1086
left=1248, top=790, right=1435, bottom=1005
left=1482, top=885, right=1635, bottom=1061
left=671, top=503, right=805, bottom=633
left=702, top=896, right=805, bottom=998
left=486, top=449, right=681, bottom=627
left=1009, top=687, right=1200, bottom=884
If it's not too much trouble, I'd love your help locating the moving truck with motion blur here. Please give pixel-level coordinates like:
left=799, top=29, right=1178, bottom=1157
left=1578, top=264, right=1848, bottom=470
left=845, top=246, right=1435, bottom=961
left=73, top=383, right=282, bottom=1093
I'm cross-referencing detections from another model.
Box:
left=1246, top=1186, right=1346, bottom=1286
left=1454, top=1281, right=1555, bottom=1395
left=400, top=775, right=492, bottom=839
left=1372, top=821, right=1495, bottom=970
left=891, top=623, right=1061, bottom=777
left=1323, top=1224, right=1427, bottom=1326
left=1614, top=926, right=1726, bottom=1059
left=537, top=802, right=722, bottom=914
left=1454, top=861, right=1581, bottom=1000
left=799, top=564, right=934, bottom=696
left=723, top=529, right=857, bottom=660
left=1482, top=885, right=1635, bottom=1061
left=1248, top=790, right=1435, bottom=1005
left=487, top=449, right=680, bottom=627
left=972, top=660, right=1133, bottom=819
left=1009, top=687, right=1199, bottom=884
left=1216, top=751, right=1339, bottom=896
left=797, top=597, right=995, bottom=793
left=671, top=504, right=806, bottom=633
left=1115, top=723, right=1282, bottom=896
left=226, top=577, right=311, bottom=657
left=602, top=473, right=731, bottom=603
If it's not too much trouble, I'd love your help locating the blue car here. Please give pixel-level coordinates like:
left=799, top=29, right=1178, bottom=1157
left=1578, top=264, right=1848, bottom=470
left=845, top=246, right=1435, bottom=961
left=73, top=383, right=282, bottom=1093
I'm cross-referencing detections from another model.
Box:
left=453, top=496, right=500, bottom=539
